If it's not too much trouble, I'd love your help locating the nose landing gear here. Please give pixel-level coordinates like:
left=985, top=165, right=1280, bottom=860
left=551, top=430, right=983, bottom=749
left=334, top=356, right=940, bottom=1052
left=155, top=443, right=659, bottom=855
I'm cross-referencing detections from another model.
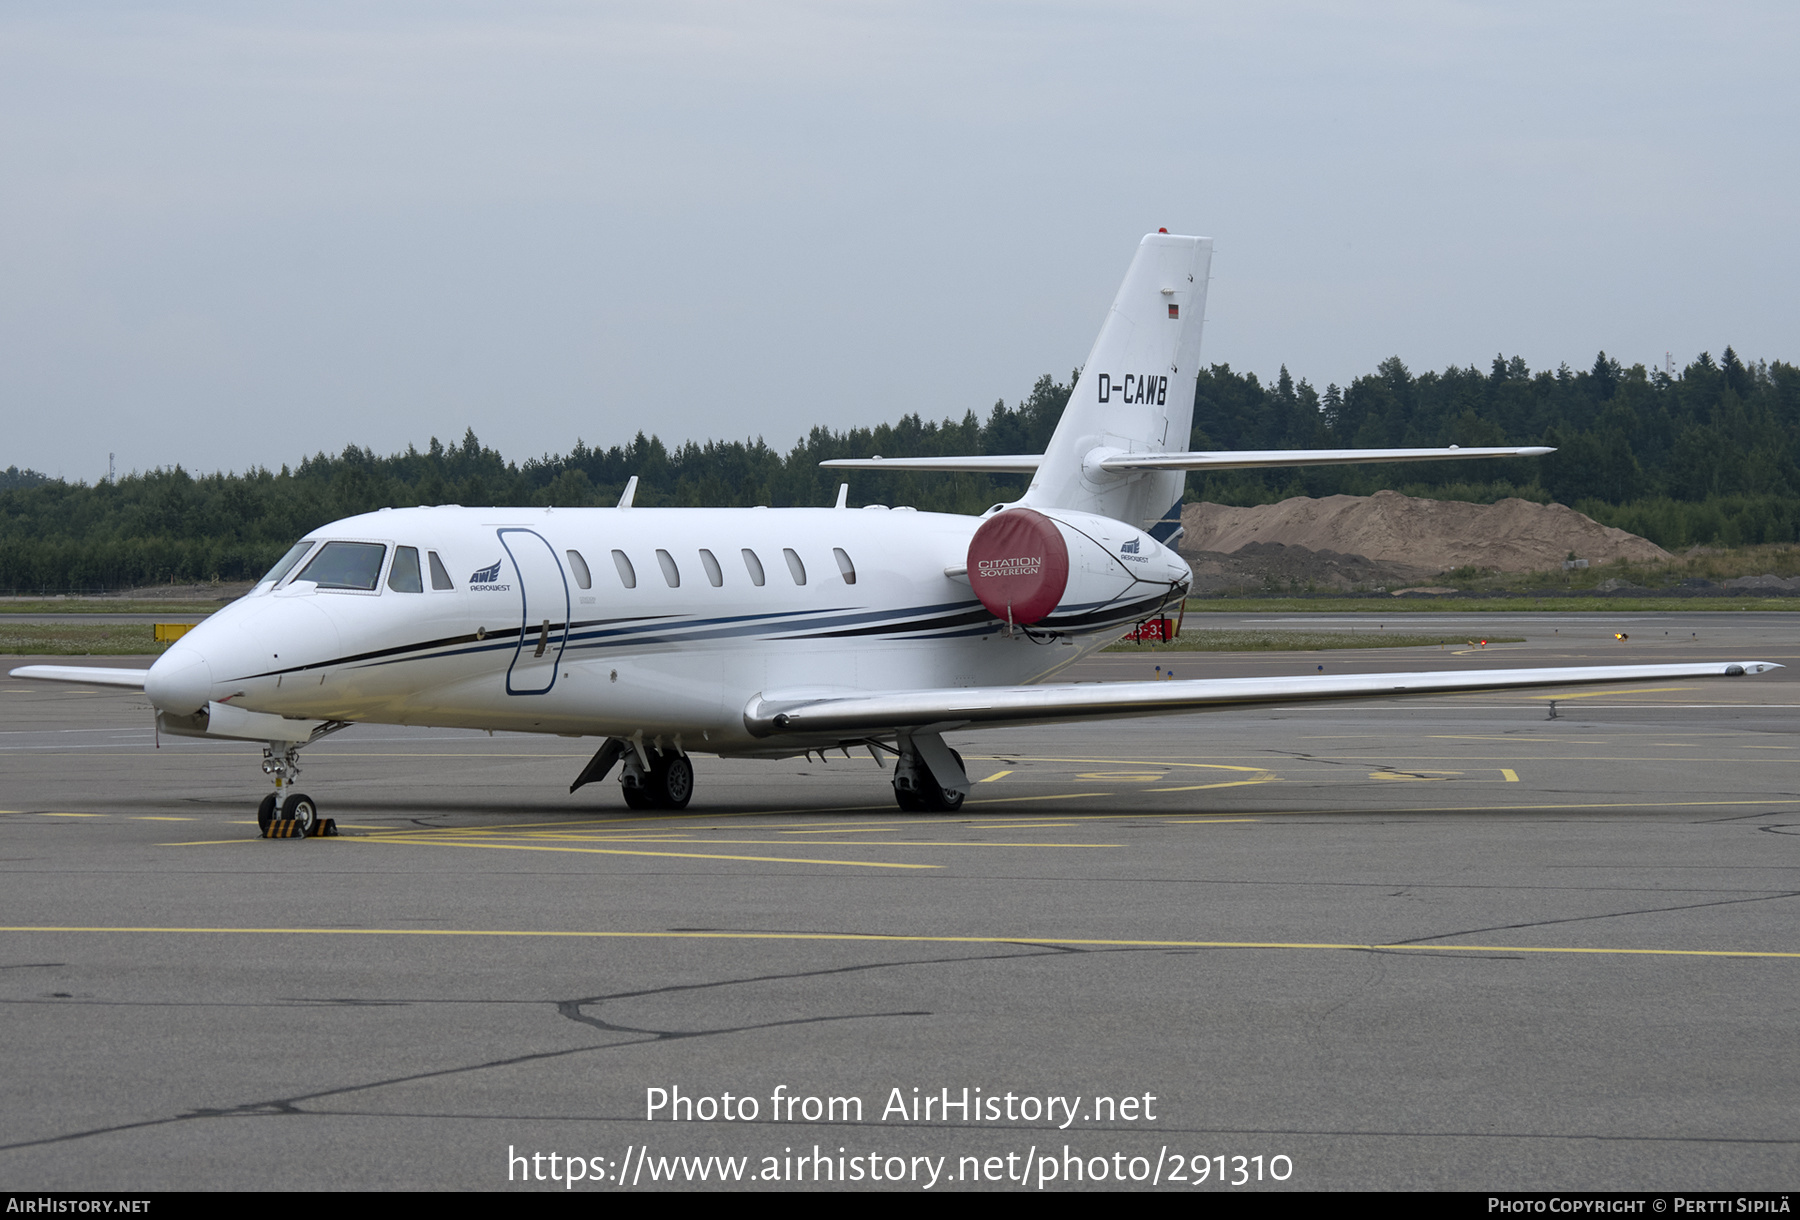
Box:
left=256, top=736, right=340, bottom=838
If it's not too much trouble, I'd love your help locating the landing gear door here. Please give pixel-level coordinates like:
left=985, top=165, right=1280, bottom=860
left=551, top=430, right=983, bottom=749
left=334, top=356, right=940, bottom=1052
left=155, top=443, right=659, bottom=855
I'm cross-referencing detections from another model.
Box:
left=498, top=528, right=569, bottom=696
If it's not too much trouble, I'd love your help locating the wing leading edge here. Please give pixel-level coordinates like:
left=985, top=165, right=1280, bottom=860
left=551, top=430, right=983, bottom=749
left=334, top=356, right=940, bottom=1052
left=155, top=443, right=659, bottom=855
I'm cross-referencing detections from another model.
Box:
left=745, top=661, right=1778, bottom=738
left=9, top=665, right=150, bottom=688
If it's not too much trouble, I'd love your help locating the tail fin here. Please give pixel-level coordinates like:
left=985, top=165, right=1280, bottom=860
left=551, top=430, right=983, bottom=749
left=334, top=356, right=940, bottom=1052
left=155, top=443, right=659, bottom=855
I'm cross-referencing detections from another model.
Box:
left=1020, top=232, right=1212, bottom=534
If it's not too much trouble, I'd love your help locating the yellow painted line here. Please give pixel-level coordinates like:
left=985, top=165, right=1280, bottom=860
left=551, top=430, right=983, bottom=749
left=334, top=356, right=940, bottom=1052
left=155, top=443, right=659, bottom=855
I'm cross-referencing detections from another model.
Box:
left=970, top=757, right=1270, bottom=773
left=41, top=812, right=103, bottom=817
left=1528, top=687, right=1692, bottom=700
left=1163, top=818, right=1258, bottom=824
left=978, top=770, right=1014, bottom=783
left=1148, top=777, right=1276, bottom=793
left=1, top=925, right=1793, bottom=960
left=495, top=837, right=1118, bottom=848
left=1501, top=769, right=1519, bottom=782
left=1429, top=735, right=1605, bottom=743
left=130, top=816, right=195, bottom=822
left=1076, top=772, right=1167, bottom=781
left=356, top=837, right=939, bottom=869
left=965, top=792, right=1111, bottom=805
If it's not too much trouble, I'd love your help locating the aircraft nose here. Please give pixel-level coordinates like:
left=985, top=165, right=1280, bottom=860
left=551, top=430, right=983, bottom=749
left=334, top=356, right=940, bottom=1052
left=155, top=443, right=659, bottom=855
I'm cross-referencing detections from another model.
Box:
left=145, top=644, right=214, bottom=715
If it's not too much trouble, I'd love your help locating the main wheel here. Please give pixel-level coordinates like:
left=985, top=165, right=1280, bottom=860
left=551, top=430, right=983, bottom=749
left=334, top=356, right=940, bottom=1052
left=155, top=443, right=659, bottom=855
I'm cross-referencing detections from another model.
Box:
left=257, top=793, right=278, bottom=835
left=280, top=792, right=319, bottom=836
left=653, top=754, right=694, bottom=810
left=919, top=749, right=967, bottom=812
left=621, top=782, right=656, bottom=810
left=893, top=785, right=924, bottom=812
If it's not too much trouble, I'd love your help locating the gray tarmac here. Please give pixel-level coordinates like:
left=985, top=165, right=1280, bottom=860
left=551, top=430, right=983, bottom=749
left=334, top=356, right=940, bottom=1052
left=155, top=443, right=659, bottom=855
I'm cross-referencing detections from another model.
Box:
left=2, top=612, right=1797, bottom=1191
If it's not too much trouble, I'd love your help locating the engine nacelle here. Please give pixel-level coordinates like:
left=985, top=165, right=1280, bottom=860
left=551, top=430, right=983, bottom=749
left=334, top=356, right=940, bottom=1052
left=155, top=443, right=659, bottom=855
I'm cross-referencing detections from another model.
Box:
left=965, top=507, right=1190, bottom=632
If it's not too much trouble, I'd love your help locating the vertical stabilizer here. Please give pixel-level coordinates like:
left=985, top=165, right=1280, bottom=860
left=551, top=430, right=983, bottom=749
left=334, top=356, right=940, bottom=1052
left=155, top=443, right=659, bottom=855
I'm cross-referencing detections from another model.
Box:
left=1020, top=232, right=1212, bottom=534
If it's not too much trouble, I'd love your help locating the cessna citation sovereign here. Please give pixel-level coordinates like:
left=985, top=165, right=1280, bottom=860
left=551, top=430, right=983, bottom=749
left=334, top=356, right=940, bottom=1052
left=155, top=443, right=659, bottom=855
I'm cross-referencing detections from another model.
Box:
left=13, top=232, right=1779, bottom=830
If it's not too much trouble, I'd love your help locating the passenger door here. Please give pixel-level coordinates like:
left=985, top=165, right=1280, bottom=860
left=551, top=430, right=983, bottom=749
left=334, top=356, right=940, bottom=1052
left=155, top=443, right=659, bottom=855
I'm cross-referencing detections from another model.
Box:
left=498, top=528, right=569, bottom=695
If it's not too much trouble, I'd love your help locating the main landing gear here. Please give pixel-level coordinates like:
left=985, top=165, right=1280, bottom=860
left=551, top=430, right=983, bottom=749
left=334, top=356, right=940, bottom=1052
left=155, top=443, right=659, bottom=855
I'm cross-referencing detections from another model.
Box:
left=622, top=750, right=694, bottom=811
left=891, top=733, right=969, bottom=813
left=568, top=735, right=694, bottom=811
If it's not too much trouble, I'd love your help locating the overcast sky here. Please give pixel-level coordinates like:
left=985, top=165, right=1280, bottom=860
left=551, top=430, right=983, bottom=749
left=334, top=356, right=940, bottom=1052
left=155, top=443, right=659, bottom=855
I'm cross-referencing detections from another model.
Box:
left=3, top=2, right=1795, bottom=482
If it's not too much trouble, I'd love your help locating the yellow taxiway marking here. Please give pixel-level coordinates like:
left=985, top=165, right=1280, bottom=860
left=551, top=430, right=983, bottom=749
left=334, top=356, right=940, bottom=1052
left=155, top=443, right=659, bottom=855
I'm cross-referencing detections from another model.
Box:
left=1076, top=772, right=1168, bottom=781
left=129, top=816, right=194, bottom=822
left=455, top=834, right=1118, bottom=849
left=40, top=812, right=103, bottom=817
left=357, top=838, right=939, bottom=869
left=1501, top=769, right=1519, bottom=782
left=978, top=769, right=1013, bottom=783
left=1428, top=735, right=1605, bottom=743
left=1529, top=687, right=1692, bottom=700
left=1148, top=777, right=1276, bottom=793
left=1, top=925, right=1793, bottom=960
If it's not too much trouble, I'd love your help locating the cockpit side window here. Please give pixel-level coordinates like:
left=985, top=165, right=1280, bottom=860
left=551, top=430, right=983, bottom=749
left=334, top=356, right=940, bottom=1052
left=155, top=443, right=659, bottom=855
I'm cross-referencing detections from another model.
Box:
left=260, top=541, right=315, bottom=587
left=297, top=541, right=388, bottom=591
left=388, top=546, right=424, bottom=593
left=427, top=551, right=455, bottom=591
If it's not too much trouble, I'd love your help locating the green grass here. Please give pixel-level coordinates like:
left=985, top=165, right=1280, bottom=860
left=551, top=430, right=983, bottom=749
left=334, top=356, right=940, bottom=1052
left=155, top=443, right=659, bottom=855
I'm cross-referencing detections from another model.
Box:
left=0, top=624, right=176, bottom=656
left=1106, top=630, right=1525, bottom=652
left=1185, top=597, right=1799, bottom=613
left=0, top=600, right=222, bottom=615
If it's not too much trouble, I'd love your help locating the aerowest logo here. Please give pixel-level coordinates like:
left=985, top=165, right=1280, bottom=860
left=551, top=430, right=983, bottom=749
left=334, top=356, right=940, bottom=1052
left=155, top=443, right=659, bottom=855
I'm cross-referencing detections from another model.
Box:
left=1096, top=373, right=1169, bottom=406
left=976, top=556, right=1043, bottom=578
left=469, top=559, right=511, bottom=591
left=1120, top=538, right=1141, bottom=554
left=1119, top=536, right=1149, bottom=563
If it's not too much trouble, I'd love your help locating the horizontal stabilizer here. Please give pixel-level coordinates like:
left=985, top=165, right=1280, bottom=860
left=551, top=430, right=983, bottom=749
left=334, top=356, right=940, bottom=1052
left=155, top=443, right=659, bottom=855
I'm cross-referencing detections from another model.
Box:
left=1097, top=446, right=1554, bottom=472
left=746, top=661, right=1777, bottom=738
left=819, top=446, right=1551, bottom=476
left=819, top=454, right=1043, bottom=473
left=9, top=665, right=150, bottom=689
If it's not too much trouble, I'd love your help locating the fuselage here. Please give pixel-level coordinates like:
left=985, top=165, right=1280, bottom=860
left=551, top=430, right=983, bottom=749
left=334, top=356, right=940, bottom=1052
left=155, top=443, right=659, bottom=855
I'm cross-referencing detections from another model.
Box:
left=145, top=503, right=1191, bottom=755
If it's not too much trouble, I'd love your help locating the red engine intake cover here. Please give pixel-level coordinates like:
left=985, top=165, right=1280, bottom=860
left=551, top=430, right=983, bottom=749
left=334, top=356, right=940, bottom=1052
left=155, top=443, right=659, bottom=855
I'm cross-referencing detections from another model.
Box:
left=966, top=509, right=1070, bottom=625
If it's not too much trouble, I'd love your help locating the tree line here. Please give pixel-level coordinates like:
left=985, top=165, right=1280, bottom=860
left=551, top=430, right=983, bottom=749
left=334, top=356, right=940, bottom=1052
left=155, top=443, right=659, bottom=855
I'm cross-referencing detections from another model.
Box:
left=2, top=349, right=1796, bottom=592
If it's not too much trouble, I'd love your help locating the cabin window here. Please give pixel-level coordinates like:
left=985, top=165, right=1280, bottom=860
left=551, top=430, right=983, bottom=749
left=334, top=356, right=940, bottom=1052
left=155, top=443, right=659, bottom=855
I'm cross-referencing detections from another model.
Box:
left=741, top=548, right=765, bottom=586
left=656, top=549, right=681, bottom=588
left=297, top=541, right=387, bottom=591
left=567, top=550, right=592, bottom=590
left=260, top=541, right=314, bottom=587
left=699, top=548, right=724, bottom=587
left=427, top=551, right=455, bottom=590
left=783, top=548, right=807, bottom=585
left=612, top=550, right=637, bottom=589
left=387, top=546, right=424, bottom=593
left=833, top=547, right=856, bottom=585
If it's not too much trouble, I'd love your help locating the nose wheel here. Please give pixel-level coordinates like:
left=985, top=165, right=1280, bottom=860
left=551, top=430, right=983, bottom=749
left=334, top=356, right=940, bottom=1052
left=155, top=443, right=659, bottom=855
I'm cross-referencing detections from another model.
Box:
left=257, top=738, right=333, bottom=837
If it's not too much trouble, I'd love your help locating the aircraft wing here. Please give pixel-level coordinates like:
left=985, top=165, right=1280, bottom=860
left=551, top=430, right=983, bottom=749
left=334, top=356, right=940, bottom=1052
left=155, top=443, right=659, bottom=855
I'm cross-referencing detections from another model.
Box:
left=9, top=665, right=150, bottom=689
left=819, top=446, right=1551, bottom=474
left=744, top=660, right=1777, bottom=738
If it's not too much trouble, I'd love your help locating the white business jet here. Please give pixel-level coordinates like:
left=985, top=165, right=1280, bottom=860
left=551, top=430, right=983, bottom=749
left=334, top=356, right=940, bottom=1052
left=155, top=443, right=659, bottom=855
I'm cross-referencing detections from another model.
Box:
left=12, top=232, right=1778, bottom=830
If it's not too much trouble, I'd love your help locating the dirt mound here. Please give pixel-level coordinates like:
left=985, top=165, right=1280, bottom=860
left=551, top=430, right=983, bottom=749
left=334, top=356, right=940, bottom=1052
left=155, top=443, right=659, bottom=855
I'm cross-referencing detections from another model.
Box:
left=1183, top=543, right=1439, bottom=594
left=1179, top=490, right=1669, bottom=575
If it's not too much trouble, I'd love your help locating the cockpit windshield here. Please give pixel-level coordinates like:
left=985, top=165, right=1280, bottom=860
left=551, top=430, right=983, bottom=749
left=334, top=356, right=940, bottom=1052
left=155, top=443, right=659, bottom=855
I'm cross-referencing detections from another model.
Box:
left=295, top=541, right=389, bottom=591
left=259, top=541, right=316, bottom=587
